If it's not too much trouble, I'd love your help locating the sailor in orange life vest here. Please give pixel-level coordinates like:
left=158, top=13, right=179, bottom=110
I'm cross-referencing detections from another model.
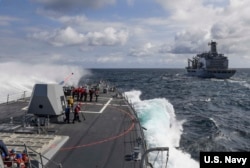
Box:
left=73, top=103, right=81, bottom=123
left=15, top=153, right=25, bottom=168
left=22, top=150, right=29, bottom=167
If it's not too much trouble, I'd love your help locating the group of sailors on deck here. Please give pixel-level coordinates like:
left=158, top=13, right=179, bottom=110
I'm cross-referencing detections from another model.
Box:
left=63, top=81, right=114, bottom=124
left=64, top=103, right=85, bottom=124
left=1, top=140, right=29, bottom=168
left=64, top=85, right=100, bottom=102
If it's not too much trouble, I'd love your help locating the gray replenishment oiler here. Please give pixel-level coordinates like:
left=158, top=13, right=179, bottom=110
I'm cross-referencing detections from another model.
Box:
left=0, top=79, right=169, bottom=168
left=186, top=41, right=236, bottom=79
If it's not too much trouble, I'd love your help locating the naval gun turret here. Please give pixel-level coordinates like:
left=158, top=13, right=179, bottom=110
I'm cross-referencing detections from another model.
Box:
left=27, top=84, right=67, bottom=122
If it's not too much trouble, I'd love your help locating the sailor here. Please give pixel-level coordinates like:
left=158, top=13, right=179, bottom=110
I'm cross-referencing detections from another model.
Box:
left=95, top=89, right=99, bottom=102
left=72, top=87, right=76, bottom=99
left=89, top=88, right=94, bottom=102
left=0, top=140, right=9, bottom=158
left=1, top=153, right=6, bottom=161
left=79, top=87, right=84, bottom=101
left=83, top=88, right=87, bottom=102
left=76, top=87, right=81, bottom=101
left=73, top=104, right=81, bottom=123
left=68, top=96, right=74, bottom=108
left=22, top=150, right=29, bottom=167
left=64, top=105, right=71, bottom=123
left=15, top=153, right=25, bottom=168
left=83, top=85, right=88, bottom=102
left=9, top=148, right=16, bottom=161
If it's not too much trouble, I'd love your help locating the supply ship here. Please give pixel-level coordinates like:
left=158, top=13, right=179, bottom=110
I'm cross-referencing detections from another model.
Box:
left=186, top=41, right=236, bottom=79
left=0, top=79, right=169, bottom=168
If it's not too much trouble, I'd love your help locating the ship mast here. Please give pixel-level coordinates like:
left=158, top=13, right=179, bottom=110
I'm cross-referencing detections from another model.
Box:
left=208, top=41, right=217, bottom=55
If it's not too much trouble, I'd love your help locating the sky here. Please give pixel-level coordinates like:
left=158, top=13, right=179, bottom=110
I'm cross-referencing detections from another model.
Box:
left=0, top=0, right=250, bottom=68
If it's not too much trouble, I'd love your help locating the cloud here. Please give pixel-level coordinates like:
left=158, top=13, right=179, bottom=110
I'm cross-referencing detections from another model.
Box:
left=127, top=0, right=134, bottom=6
left=86, top=27, right=128, bottom=46
left=97, top=55, right=123, bottom=63
left=2, top=0, right=250, bottom=68
left=30, top=26, right=128, bottom=47
left=31, top=26, right=85, bottom=47
left=155, top=0, right=202, bottom=13
left=153, top=0, right=250, bottom=59
left=56, top=15, right=126, bottom=33
left=170, top=42, right=201, bottom=54
left=0, top=16, right=20, bottom=26
left=211, top=22, right=234, bottom=39
left=202, top=0, right=229, bottom=7
left=57, top=15, right=88, bottom=25
left=128, top=42, right=156, bottom=57
left=33, top=0, right=116, bottom=12
left=159, top=29, right=209, bottom=54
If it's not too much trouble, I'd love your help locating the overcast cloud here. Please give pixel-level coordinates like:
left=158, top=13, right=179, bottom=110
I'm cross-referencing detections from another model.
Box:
left=30, top=26, right=128, bottom=47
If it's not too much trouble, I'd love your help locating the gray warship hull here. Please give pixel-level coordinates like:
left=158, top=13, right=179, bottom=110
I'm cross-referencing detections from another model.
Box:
left=186, top=68, right=236, bottom=79
left=186, top=41, right=236, bottom=79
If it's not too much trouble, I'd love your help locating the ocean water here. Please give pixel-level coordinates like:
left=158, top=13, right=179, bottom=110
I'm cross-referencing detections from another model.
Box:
left=81, top=68, right=250, bottom=167
left=1, top=65, right=250, bottom=168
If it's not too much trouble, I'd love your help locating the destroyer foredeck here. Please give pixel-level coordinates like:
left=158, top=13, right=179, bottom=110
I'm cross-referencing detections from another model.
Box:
left=0, top=90, right=145, bottom=168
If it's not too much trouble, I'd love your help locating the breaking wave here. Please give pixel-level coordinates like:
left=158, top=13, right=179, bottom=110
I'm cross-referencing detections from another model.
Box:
left=124, top=90, right=199, bottom=168
left=0, top=62, right=90, bottom=103
left=227, top=79, right=250, bottom=89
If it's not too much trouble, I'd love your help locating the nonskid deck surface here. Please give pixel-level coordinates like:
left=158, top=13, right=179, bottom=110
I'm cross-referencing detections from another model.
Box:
left=0, top=101, right=69, bottom=166
left=49, top=92, right=144, bottom=168
left=0, top=91, right=145, bottom=168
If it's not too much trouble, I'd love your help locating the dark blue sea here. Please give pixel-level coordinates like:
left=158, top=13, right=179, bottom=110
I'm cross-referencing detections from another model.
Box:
left=80, top=68, right=250, bottom=167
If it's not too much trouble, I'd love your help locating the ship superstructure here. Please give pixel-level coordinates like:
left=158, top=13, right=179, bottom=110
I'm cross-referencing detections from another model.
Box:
left=186, top=41, right=236, bottom=79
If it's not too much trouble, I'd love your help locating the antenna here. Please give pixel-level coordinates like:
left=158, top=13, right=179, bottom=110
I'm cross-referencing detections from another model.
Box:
left=59, top=73, right=74, bottom=85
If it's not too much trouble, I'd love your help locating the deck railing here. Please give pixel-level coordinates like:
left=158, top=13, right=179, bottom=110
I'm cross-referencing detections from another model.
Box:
left=0, top=91, right=31, bottom=104
left=4, top=144, right=62, bottom=168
